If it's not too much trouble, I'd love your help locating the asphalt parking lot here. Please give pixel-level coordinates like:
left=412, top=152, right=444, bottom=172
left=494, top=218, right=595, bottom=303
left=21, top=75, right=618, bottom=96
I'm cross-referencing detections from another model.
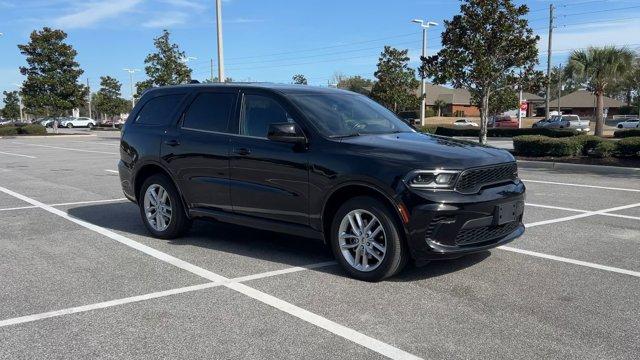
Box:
left=0, top=133, right=638, bottom=359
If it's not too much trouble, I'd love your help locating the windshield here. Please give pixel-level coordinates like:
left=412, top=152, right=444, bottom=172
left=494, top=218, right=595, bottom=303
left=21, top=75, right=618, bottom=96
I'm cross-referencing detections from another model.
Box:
left=287, top=93, right=414, bottom=137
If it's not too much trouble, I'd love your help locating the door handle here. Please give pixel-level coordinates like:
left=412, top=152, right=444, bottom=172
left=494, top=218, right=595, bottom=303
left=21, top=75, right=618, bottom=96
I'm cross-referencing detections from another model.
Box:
left=233, top=147, right=251, bottom=156
left=164, top=139, right=180, bottom=147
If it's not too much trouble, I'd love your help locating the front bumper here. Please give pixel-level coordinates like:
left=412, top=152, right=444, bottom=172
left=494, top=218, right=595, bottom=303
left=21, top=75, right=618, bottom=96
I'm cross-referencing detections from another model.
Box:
left=401, top=181, right=526, bottom=262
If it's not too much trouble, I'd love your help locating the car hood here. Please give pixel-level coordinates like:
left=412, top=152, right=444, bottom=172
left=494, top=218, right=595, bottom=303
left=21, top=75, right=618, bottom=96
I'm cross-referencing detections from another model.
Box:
left=339, top=132, right=514, bottom=169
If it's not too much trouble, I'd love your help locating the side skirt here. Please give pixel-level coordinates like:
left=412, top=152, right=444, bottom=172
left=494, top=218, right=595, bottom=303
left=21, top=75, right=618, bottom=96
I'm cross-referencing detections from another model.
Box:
left=189, top=208, right=325, bottom=241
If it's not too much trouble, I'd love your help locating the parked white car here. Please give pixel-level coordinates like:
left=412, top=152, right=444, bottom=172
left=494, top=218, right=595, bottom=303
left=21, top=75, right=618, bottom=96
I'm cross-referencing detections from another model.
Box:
left=616, top=118, right=639, bottom=129
left=453, top=118, right=479, bottom=127
left=60, top=117, right=96, bottom=129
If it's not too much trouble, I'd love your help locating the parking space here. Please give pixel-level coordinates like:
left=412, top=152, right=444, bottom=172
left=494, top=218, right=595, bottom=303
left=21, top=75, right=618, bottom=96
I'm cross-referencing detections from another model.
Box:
left=1, top=135, right=638, bottom=359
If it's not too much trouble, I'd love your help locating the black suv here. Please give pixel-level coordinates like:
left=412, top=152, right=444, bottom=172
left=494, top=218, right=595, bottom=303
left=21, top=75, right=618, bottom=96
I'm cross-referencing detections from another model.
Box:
left=118, top=84, right=525, bottom=281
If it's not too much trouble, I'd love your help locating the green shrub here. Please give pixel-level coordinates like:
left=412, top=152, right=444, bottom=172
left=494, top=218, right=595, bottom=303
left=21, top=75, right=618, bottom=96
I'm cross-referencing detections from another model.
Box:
left=433, top=127, right=579, bottom=138
left=614, top=129, right=640, bottom=138
left=513, top=135, right=583, bottom=157
left=592, top=141, right=617, bottom=158
left=18, top=124, right=47, bottom=135
left=0, top=125, right=19, bottom=136
left=615, top=137, right=640, bottom=157
left=574, top=135, right=605, bottom=156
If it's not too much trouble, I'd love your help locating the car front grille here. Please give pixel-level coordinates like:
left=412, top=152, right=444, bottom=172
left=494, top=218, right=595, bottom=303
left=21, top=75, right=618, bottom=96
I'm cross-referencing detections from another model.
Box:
left=455, top=163, right=518, bottom=194
left=455, top=221, right=520, bottom=246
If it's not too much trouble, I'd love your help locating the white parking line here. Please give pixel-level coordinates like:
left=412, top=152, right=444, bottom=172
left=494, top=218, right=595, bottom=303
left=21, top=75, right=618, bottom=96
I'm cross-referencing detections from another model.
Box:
left=0, top=185, right=421, bottom=360
left=0, top=151, right=36, bottom=159
left=0, top=261, right=337, bottom=328
left=0, top=198, right=127, bottom=212
left=12, top=142, right=118, bottom=155
left=523, top=179, right=640, bottom=193
left=526, top=203, right=640, bottom=221
left=104, top=169, right=118, bottom=174
left=498, top=246, right=640, bottom=278
left=525, top=202, right=640, bottom=227
left=69, top=140, right=119, bottom=147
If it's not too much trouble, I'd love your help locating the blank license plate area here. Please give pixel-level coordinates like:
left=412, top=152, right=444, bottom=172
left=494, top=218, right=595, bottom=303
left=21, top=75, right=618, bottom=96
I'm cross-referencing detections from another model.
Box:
left=496, top=201, right=522, bottom=225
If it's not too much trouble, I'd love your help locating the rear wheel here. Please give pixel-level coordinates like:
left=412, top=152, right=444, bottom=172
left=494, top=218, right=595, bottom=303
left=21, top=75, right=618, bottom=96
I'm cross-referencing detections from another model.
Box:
left=139, top=174, right=191, bottom=239
left=87, top=123, right=94, bottom=129
left=618, top=124, right=624, bottom=129
left=67, top=123, right=73, bottom=128
left=330, top=196, right=407, bottom=281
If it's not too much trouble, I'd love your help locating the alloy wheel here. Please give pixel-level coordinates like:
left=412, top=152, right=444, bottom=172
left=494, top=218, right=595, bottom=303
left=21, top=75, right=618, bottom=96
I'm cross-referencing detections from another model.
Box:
left=338, top=209, right=387, bottom=272
left=143, top=184, right=172, bottom=231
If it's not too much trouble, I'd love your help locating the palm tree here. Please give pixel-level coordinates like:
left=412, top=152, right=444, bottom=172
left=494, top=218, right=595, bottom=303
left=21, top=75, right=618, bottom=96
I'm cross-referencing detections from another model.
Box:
left=566, top=46, right=634, bottom=136
left=432, top=99, right=449, bottom=117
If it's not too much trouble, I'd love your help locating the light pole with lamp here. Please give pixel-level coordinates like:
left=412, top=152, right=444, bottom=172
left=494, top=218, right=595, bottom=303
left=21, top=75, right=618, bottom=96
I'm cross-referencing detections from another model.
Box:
left=12, top=83, right=24, bottom=122
left=123, top=68, right=140, bottom=109
left=411, top=19, right=438, bottom=126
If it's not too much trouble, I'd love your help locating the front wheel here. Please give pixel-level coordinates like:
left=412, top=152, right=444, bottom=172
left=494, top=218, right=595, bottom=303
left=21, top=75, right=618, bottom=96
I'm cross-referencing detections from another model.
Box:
left=67, top=123, right=73, bottom=128
left=618, top=124, right=623, bottom=129
left=87, top=123, right=94, bottom=129
left=330, top=196, right=407, bottom=281
left=139, top=174, right=191, bottom=239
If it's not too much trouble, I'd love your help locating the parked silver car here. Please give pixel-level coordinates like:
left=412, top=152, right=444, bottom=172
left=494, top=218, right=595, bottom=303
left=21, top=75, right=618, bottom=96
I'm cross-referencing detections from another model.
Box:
left=544, top=115, right=590, bottom=132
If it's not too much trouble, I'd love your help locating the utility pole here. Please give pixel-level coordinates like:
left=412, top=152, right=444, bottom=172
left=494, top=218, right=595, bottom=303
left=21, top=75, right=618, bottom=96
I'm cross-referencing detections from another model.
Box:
left=557, top=64, right=562, bottom=115
left=411, top=19, right=438, bottom=126
left=210, top=58, right=214, bottom=82
left=545, top=4, right=555, bottom=119
left=86, top=78, right=92, bottom=119
left=215, top=0, right=225, bottom=82
left=123, top=68, right=140, bottom=109
left=518, top=86, right=523, bottom=128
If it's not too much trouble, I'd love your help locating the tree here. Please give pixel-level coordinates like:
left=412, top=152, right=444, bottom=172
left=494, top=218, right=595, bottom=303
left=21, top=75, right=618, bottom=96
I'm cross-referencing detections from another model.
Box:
left=432, top=99, right=449, bottom=117
left=566, top=46, right=634, bottom=136
left=420, top=0, right=542, bottom=144
left=2, top=91, right=21, bottom=120
left=292, top=74, right=308, bottom=85
left=94, top=76, right=128, bottom=119
left=487, top=88, right=519, bottom=116
left=136, top=29, right=192, bottom=98
left=18, top=27, right=88, bottom=116
left=370, top=46, right=420, bottom=113
left=336, top=75, right=374, bottom=95
left=0, top=91, right=20, bottom=119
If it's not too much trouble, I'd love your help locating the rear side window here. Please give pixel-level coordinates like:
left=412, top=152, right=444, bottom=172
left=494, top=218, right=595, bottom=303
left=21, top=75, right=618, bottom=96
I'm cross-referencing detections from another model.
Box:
left=135, top=94, right=185, bottom=126
left=182, top=92, right=237, bottom=133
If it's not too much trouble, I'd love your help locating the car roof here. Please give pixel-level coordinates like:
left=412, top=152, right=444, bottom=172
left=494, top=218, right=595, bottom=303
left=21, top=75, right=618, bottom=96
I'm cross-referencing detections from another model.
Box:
left=141, top=83, right=356, bottom=97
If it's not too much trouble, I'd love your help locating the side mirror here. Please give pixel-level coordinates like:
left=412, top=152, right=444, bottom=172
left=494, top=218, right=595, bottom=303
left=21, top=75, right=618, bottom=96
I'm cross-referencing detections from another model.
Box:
left=267, top=123, right=306, bottom=144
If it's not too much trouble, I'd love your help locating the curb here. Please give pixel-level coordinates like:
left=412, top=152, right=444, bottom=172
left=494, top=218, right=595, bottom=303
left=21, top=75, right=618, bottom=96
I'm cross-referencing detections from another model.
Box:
left=0, top=134, right=97, bottom=139
left=517, top=160, right=640, bottom=175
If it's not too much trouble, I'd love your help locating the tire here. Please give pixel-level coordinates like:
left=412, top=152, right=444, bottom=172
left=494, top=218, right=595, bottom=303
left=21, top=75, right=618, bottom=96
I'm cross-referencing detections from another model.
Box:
left=67, top=123, right=73, bottom=128
left=139, top=174, right=191, bottom=239
left=87, top=123, right=94, bottom=129
left=618, top=124, right=623, bottom=129
left=330, top=196, right=408, bottom=281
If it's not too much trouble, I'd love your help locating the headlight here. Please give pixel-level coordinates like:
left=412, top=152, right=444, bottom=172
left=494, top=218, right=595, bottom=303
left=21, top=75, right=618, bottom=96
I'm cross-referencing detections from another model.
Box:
left=404, top=170, right=460, bottom=189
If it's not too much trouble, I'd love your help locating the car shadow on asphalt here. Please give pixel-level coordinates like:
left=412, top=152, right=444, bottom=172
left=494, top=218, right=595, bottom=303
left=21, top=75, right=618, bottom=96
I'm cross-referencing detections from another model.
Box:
left=68, top=202, right=492, bottom=282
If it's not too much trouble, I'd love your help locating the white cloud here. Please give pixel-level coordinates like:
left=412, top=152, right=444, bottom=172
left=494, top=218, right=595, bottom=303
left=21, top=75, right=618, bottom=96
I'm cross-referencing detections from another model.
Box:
left=160, top=0, right=205, bottom=10
left=226, top=17, right=265, bottom=24
left=54, top=0, right=143, bottom=29
left=141, top=12, right=188, bottom=28
left=538, top=19, right=640, bottom=56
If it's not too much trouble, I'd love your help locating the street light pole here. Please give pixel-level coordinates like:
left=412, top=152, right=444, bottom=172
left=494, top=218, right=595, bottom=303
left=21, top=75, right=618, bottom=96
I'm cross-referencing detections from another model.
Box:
left=12, top=83, right=24, bottom=122
left=411, top=19, right=437, bottom=126
left=215, top=0, right=225, bottom=82
left=123, top=68, right=140, bottom=109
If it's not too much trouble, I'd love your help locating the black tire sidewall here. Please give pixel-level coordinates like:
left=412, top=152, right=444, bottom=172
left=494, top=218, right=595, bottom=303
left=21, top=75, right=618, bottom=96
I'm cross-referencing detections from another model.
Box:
left=139, top=174, right=189, bottom=239
left=330, top=196, right=405, bottom=281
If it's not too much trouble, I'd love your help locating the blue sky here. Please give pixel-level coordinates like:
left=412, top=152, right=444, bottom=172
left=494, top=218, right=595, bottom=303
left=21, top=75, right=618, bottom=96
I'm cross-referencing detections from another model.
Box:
left=1, top=0, right=639, bottom=99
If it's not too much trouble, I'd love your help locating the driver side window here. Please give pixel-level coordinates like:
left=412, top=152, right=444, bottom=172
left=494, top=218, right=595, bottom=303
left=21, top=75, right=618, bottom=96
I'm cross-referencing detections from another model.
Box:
left=241, top=94, right=295, bottom=138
